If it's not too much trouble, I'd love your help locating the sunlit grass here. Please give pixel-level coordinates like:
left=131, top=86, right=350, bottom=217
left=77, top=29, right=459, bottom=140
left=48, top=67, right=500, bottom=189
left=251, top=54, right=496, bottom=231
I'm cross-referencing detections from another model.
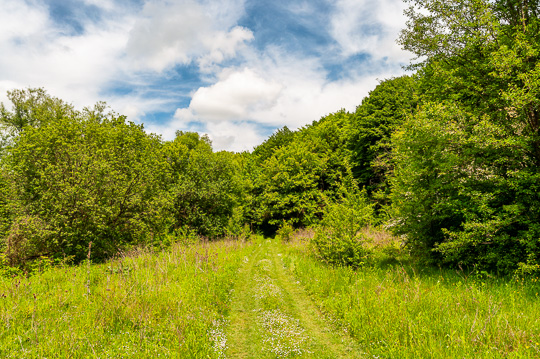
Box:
left=282, top=235, right=540, bottom=358
left=251, top=251, right=311, bottom=357
left=0, top=239, right=252, bottom=358
left=4, top=232, right=538, bottom=358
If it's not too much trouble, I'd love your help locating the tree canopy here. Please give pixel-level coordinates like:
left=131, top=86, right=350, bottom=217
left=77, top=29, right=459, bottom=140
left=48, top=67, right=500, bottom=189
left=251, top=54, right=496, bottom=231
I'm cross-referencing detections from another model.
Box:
left=392, top=0, right=540, bottom=272
left=2, top=0, right=540, bottom=275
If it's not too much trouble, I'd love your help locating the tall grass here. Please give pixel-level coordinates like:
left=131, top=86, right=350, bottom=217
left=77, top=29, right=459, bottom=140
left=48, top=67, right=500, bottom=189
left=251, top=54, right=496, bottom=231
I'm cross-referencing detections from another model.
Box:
left=282, top=235, right=540, bottom=358
left=0, top=240, right=252, bottom=358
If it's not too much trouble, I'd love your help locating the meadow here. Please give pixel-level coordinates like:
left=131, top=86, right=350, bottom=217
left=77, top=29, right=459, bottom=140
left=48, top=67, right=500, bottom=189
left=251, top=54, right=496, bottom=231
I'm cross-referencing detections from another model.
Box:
left=282, top=232, right=540, bottom=358
left=1, top=1, right=540, bottom=357
left=2, top=234, right=539, bottom=358
left=0, top=239, right=253, bottom=358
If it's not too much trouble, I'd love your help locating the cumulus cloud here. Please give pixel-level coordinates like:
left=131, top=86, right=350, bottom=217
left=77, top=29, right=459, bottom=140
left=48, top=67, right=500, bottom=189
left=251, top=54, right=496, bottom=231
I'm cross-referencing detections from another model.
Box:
left=168, top=49, right=400, bottom=151
left=198, top=27, right=254, bottom=72
left=0, top=0, right=133, bottom=109
left=126, top=0, right=253, bottom=72
left=177, top=68, right=282, bottom=122
left=0, top=0, right=413, bottom=152
left=330, top=0, right=411, bottom=61
left=207, top=121, right=264, bottom=152
left=0, top=1, right=49, bottom=43
left=0, top=0, right=251, bottom=123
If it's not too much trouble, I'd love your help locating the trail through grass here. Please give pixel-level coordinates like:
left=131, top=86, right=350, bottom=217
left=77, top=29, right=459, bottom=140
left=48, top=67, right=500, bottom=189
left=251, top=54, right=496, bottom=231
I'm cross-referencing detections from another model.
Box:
left=0, top=240, right=253, bottom=358
left=283, top=237, right=540, bottom=359
left=225, top=238, right=362, bottom=358
left=3, top=236, right=539, bottom=358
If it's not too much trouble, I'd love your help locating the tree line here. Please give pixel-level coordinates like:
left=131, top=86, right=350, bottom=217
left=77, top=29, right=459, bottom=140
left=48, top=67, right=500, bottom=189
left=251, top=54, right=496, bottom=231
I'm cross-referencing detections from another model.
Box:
left=1, top=0, right=539, bottom=276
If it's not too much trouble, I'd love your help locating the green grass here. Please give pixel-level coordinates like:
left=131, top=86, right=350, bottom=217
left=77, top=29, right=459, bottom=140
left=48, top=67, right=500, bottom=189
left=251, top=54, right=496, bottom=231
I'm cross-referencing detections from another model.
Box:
left=0, top=240, right=253, bottom=358
left=3, top=234, right=540, bottom=358
left=225, top=238, right=361, bottom=358
left=282, top=237, right=540, bottom=358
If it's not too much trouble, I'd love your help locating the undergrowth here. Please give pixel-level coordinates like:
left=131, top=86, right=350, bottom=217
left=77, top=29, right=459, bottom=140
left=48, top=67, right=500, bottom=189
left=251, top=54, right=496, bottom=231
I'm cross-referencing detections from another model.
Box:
left=283, top=231, right=540, bottom=358
left=0, top=239, right=252, bottom=358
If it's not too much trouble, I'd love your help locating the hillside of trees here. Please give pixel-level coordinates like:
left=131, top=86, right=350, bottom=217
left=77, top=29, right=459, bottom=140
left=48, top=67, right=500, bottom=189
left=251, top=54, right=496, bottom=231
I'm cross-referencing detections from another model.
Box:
left=1, top=0, right=540, bottom=277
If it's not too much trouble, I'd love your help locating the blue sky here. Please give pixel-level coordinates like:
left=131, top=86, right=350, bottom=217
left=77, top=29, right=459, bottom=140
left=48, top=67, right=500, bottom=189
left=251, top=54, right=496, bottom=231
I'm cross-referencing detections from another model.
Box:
left=0, top=0, right=412, bottom=151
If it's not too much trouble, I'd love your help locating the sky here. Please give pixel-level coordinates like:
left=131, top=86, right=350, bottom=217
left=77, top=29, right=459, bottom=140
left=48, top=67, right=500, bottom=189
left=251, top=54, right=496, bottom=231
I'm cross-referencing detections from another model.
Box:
left=0, top=0, right=413, bottom=152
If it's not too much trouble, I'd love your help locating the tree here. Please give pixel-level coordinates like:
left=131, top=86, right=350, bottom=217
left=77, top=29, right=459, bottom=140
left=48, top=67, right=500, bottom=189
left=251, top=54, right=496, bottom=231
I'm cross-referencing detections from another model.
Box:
left=253, top=140, right=326, bottom=229
left=3, top=101, right=170, bottom=264
left=252, top=126, right=296, bottom=162
left=0, top=88, right=75, bottom=135
left=164, top=132, right=242, bottom=238
left=249, top=111, right=352, bottom=232
left=312, top=183, right=375, bottom=268
left=347, top=76, right=418, bottom=203
left=392, top=0, right=540, bottom=273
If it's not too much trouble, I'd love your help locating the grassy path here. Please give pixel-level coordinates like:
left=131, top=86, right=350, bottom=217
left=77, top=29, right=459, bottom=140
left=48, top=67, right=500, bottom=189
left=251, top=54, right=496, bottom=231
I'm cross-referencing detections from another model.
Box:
left=225, top=239, right=363, bottom=358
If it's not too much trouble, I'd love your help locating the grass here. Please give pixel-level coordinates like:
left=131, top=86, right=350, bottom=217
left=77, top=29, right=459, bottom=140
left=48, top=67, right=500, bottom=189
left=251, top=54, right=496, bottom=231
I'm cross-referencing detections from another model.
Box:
left=282, top=232, right=540, bottom=358
left=0, top=239, right=253, bottom=358
left=225, top=238, right=362, bottom=358
left=2, top=231, right=540, bottom=358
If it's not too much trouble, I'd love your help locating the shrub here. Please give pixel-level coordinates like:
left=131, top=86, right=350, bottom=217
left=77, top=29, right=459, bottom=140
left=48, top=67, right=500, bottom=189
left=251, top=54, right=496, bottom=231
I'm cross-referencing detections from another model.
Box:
left=276, top=221, right=294, bottom=242
left=2, top=104, right=170, bottom=263
left=311, top=188, right=374, bottom=268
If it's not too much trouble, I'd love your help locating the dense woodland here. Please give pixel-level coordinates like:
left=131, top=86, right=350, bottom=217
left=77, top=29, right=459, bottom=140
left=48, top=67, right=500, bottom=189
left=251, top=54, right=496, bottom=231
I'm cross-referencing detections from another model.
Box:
left=1, top=0, right=540, bottom=276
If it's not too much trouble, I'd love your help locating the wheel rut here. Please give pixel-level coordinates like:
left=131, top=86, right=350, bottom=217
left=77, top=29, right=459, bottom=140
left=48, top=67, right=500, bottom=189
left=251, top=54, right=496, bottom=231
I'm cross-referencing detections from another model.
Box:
left=225, top=239, right=363, bottom=358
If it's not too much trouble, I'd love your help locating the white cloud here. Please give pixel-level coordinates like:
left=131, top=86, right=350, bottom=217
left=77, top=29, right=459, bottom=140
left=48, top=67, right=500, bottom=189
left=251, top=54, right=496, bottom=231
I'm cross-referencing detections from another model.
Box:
left=179, top=68, right=282, bottom=121
left=330, top=0, right=411, bottom=61
left=198, top=26, right=254, bottom=73
left=125, top=0, right=252, bottom=72
left=0, top=0, right=134, bottom=110
left=0, top=1, right=50, bottom=43
left=0, top=0, right=251, bottom=123
left=106, top=93, right=173, bottom=125
left=0, top=0, right=413, bottom=152
left=168, top=48, right=403, bottom=151
left=207, top=121, right=263, bottom=152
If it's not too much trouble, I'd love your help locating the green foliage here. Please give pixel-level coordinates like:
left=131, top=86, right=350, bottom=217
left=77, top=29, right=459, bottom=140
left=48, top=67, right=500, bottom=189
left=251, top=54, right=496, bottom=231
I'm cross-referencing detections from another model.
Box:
left=165, top=131, right=243, bottom=238
left=0, top=88, right=75, bottom=135
left=0, top=175, right=10, bottom=243
left=390, top=0, right=540, bottom=273
left=254, top=140, right=326, bottom=228
left=0, top=252, right=22, bottom=277
left=249, top=111, right=352, bottom=232
left=347, top=76, right=418, bottom=202
left=276, top=221, right=294, bottom=242
left=252, top=126, right=296, bottom=162
left=390, top=103, right=467, bottom=261
left=2, top=103, right=170, bottom=264
left=226, top=206, right=252, bottom=240
left=390, top=101, right=540, bottom=272
left=312, top=186, right=375, bottom=268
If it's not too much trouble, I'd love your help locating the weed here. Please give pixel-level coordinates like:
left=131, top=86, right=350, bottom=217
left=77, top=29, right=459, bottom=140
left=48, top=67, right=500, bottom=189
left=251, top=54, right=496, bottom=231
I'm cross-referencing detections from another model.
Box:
left=282, top=238, right=540, bottom=358
left=0, top=239, right=252, bottom=358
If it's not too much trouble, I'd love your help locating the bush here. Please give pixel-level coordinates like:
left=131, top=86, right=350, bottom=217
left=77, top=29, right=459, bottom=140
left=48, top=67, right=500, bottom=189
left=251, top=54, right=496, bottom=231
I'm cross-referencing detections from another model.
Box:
left=311, top=188, right=374, bottom=268
left=2, top=104, right=170, bottom=263
left=276, top=221, right=294, bottom=242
